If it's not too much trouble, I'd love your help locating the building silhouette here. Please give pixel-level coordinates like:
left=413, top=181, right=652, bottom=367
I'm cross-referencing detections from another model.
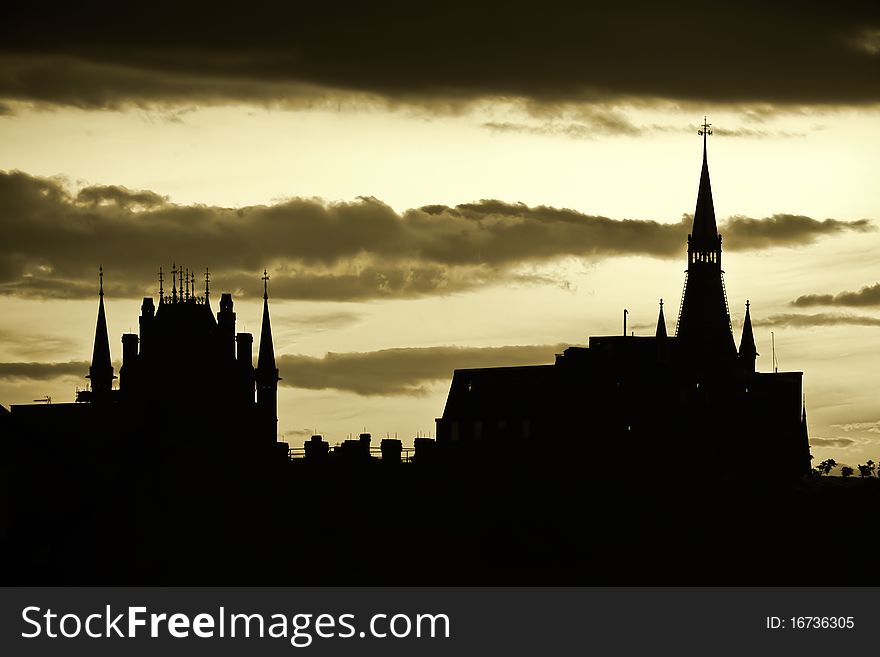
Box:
left=436, top=122, right=811, bottom=479
left=8, top=266, right=283, bottom=460
left=1, top=130, right=859, bottom=586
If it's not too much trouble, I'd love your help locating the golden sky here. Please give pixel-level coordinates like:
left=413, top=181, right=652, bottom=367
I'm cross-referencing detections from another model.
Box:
left=1, top=2, right=879, bottom=464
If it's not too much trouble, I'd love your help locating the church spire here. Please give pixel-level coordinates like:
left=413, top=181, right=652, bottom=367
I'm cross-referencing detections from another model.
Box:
left=655, top=298, right=667, bottom=339
left=256, top=269, right=280, bottom=441
left=87, top=266, right=115, bottom=395
left=739, top=300, right=758, bottom=373
left=675, top=119, right=737, bottom=369
left=257, top=269, right=276, bottom=371
left=691, top=117, right=718, bottom=249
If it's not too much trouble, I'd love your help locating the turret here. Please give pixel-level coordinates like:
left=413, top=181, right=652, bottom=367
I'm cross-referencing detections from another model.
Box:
left=86, top=266, right=116, bottom=396
left=237, top=332, right=255, bottom=403
left=139, top=296, right=155, bottom=356
left=256, top=269, right=280, bottom=441
left=655, top=298, right=667, bottom=339
left=738, top=300, right=758, bottom=374
left=217, top=293, right=236, bottom=361
left=120, top=333, right=139, bottom=392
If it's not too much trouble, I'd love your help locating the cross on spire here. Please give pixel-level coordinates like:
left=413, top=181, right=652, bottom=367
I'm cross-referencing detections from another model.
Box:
left=158, top=266, right=164, bottom=297
left=262, top=268, right=270, bottom=300
left=698, top=115, right=713, bottom=153
left=99, top=265, right=104, bottom=297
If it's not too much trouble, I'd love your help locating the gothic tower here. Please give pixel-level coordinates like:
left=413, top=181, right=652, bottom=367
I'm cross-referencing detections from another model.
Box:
left=256, top=269, right=280, bottom=441
left=675, top=118, right=737, bottom=371
left=87, top=266, right=116, bottom=396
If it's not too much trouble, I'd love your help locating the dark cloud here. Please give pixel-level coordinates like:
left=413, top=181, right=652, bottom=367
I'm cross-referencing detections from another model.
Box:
left=793, top=282, right=880, bottom=307
left=0, top=171, right=870, bottom=301
left=277, top=344, right=567, bottom=396
left=76, top=185, right=168, bottom=209
left=810, top=437, right=857, bottom=448
left=0, top=361, right=88, bottom=381
left=721, top=214, right=873, bottom=250
left=0, top=2, right=878, bottom=109
left=757, top=313, right=880, bottom=328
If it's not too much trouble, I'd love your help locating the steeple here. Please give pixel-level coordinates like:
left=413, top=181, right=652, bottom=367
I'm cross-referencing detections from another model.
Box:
left=739, top=300, right=758, bottom=373
left=256, top=269, right=280, bottom=441
left=655, top=298, right=667, bottom=339
left=675, top=118, right=737, bottom=370
left=87, top=266, right=116, bottom=395
left=691, top=117, right=719, bottom=250
left=257, top=269, right=276, bottom=373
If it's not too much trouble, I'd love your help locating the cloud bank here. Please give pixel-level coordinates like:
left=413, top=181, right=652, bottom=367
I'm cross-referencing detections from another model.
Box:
left=757, top=313, right=880, bottom=328
left=0, top=2, right=878, bottom=109
left=0, top=171, right=870, bottom=301
left=793, top=282, right=880, bottom=307
left=0, top=361, right=88, bottom=381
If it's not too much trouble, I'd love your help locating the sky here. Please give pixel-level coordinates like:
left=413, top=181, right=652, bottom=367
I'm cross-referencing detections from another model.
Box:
left=0, top=1, right=879, bottom=464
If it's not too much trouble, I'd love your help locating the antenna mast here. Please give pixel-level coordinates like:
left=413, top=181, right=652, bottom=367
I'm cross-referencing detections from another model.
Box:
left=771, top=331, right=778, bottom=373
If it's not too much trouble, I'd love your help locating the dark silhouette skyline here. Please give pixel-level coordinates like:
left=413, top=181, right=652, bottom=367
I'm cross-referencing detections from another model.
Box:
left=4, top=126, right=875, bottom=588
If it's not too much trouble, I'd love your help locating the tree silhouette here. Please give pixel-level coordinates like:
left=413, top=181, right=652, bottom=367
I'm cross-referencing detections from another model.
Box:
left=840, top=466, right=854, bottom=478
left=857, top=460, right=875, bottom=478
left=817, top=458, right=837, bottom=476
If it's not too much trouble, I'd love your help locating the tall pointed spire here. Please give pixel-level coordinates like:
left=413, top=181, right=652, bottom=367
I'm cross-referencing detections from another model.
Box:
left=739, top=300, right=758, bottom=373
left=675, top=118, right=737, bottom=369
left=257, top=269, right=276, bottom=371
left=204, top=267, right=210, bottom=305
left=256, top=268, right=280, bottom=441
left=87, top=266, right=115, bottom=395
left=655, top=299, right=667, bottom=339
left=692, top=116, right=718, bottom=248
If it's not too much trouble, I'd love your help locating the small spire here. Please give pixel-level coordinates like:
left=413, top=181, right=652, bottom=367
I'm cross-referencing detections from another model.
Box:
left=88, top=266, right=115, bottom=394
left=158, top=266, right=164, bottom=299
left=179, top=266, right=184, bottom=303
left=257, top=270, right=277, bottom=374
left=191, top=271, right=196, bottom=301
left=204, top=267, right=210, bottom=302
left=739, top=299, right=758, bottom=372
left=656, top=298, right=667, bottom=339
left=185, top=267, right=190, bottom=301
left=171, top=262, right=177, bottom=303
